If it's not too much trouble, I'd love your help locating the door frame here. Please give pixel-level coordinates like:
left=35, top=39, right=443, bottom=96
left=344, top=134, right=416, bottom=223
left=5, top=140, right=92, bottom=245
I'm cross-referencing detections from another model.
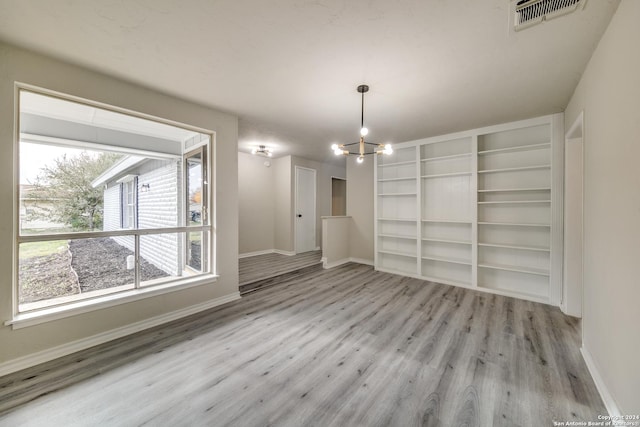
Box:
left=294, top=165, right=317, bottom=254
left=331, top=176, right=347, bottom=216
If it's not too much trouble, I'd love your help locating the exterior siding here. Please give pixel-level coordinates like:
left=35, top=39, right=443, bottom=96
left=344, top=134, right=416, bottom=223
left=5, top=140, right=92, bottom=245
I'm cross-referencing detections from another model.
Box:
left=102, top=159, right=183, bottom=277
left=137, top=161, right=181, bottom=276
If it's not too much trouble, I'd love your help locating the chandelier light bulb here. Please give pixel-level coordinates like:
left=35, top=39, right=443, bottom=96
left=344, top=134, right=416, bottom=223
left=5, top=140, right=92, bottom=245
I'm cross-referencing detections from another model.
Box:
left=360, top=127, right=369, bottom=137
left=357, top=156, right=364, bottom=164
left=384, top=144, right=393, bottom=155
left=331, top=143, right=339, bottom=151
left=333, top=148, right=343, bottom=156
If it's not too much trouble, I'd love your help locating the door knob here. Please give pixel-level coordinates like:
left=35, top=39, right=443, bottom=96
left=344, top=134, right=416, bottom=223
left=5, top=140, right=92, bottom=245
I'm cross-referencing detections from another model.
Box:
left=297, top=214, right=302, bottom=218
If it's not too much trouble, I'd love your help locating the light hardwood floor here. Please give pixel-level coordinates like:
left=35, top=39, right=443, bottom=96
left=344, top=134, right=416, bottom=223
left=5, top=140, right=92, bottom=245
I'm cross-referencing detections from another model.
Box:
left=0, top=263, right=605, bottom=426
left=239, top=250, right=322, bottom=288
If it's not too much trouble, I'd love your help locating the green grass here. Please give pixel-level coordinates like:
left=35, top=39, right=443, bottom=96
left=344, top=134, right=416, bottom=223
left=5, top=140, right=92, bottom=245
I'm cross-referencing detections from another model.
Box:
left=20, top=240, right=68, bottom=258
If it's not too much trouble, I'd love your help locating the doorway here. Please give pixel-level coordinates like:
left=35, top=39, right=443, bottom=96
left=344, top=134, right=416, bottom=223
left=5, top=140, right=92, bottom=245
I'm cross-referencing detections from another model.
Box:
left=295, top=166, right=317, bottom=253
left=331, top=177, right=347, bottom=216
left=563, top=112, right=584, bottom=318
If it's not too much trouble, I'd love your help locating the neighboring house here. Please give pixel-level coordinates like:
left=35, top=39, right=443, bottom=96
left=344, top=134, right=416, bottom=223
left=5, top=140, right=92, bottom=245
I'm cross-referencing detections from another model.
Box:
left=19, top=184, right=66, bottom=231
left=92, top=156, right=184, bottom=277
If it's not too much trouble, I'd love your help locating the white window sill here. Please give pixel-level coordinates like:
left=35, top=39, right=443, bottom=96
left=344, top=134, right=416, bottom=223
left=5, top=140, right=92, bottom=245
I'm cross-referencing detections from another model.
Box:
left=5, top=274, right=219, bottom=330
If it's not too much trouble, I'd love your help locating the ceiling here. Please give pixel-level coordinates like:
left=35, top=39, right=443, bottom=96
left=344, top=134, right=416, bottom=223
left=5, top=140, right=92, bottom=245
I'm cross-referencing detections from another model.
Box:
left=0, top=0, right=619, bottom=164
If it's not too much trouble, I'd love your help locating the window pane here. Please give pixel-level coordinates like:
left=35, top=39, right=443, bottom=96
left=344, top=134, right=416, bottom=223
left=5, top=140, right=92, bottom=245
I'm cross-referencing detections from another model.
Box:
left=139, top=232, right=208, bottom=286
left=19, top=143, right=123, bottom=235
left=187, top=231, right=203, bottom=271
left=19, top=236, right=135, bottom=312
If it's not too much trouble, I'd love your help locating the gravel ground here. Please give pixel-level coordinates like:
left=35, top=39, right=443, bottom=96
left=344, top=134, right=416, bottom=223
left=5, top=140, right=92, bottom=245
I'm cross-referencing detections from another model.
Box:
left=19, top=249, right=80, bottom=304
left=70, top=237, right=168, bottom=292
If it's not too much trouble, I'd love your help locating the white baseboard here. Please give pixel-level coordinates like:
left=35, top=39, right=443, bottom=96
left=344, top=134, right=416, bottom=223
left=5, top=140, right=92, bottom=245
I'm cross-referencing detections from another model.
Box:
left=239, top=249, right=275, bottom=259
left=323, top=258, right=351, bottom=269
left=323, top=257, right=374, bottom=269
left=0, top=292, right=240, bottom=377
left=581, top=346, right=621, bottom=416
left=273, top=249, right=295, bottom=256
left=349, top=257, right=374, bottom=266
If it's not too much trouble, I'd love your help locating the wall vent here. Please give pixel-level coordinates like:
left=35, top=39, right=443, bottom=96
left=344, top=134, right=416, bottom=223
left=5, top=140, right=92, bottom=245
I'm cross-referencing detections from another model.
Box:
left=513, top=0, right=585, bottom=31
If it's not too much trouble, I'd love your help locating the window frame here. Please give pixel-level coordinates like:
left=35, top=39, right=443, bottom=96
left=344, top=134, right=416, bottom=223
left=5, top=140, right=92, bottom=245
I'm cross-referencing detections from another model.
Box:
left=11, top=83, right=217, bottom=324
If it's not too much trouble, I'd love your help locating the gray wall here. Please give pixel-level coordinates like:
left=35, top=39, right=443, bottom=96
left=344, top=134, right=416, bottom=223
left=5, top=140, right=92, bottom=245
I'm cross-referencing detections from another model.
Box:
left=346, top=156, right=374, bottom=263
left=0, top=41, right=239, bottom=366
left=564, top=0, right=639, bottom=414
left=238, top=152, right=275, bottom=254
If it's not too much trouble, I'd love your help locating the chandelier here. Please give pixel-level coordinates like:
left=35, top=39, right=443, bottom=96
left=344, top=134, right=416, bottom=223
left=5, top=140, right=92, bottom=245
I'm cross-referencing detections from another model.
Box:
left=331, top=85, right=392, bottom=163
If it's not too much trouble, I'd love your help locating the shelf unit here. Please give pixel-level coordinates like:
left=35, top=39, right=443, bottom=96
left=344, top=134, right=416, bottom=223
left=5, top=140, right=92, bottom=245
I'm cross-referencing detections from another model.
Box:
left=418, top=137, right=474, bottom=286
left=376, top=146, right=419, bottom=276
left=374, top=114, right=563, bottom=305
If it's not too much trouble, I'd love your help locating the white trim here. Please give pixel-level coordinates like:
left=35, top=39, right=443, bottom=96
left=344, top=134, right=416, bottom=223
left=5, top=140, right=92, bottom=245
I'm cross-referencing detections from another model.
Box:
left=274, top=249, right=296, bottom=256
left=349, top=257, right=374, bottom=266
left=0, top=292, right=240, bottom=377
left=322, top=257, right=374, bottom=269
left=238, top=249, right=276, bottom=259
left=323, top=258, right=351, bottom=269
left=7, top=274, right=219, bottom=328
left=294, top=165, right=317, bottom=254
left=581, top=346, right=620, bottom=416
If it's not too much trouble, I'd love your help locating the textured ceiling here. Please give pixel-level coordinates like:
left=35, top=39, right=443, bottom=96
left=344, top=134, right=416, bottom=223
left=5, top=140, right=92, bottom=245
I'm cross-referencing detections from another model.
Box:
left=0, top=0, right=620, bottom=164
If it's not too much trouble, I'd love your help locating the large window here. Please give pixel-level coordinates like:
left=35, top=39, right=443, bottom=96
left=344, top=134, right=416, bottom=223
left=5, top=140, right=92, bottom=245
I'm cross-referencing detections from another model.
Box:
left=16, top=87, right=215, bottom=314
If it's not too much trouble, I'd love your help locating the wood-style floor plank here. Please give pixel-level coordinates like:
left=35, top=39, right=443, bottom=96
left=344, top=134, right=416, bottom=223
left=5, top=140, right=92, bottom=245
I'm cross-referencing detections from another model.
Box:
left=239, top=250, right=322, bottom=286
left=0, top=264, right=606, bottom=426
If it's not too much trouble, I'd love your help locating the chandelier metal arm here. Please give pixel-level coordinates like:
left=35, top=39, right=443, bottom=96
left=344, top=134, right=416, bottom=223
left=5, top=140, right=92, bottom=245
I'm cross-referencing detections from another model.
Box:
left=330, top=84, right=392, bottom=162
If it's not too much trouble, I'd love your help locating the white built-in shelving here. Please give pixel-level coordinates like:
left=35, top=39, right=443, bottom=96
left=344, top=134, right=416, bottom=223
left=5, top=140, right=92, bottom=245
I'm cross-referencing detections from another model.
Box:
left=374, top=114, right=563, bottom=305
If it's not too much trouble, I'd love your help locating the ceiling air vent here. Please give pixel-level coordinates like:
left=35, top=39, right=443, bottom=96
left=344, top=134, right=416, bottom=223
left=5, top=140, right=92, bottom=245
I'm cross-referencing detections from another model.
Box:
left=513, top=0, right=585, bottom=31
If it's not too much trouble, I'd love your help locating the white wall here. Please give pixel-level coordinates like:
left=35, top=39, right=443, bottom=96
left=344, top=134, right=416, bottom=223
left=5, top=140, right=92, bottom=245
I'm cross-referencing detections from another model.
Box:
left=346, top=156, right=374, bottom=263
left=238, top=152, right=275, bottom=254
left=273, top=156, right=293, bottom=252
left=244, top=154, right=346, bottom=254
left=564, top=0, right=639, bottom=414
left=0, top=42, right=239, bottom=366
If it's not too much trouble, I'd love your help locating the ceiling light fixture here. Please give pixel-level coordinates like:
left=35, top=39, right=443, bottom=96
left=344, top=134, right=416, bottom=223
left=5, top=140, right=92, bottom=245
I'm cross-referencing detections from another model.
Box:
left=251, top=145, right=273, bottom=157
left=331, top=84, right=392, bottom=163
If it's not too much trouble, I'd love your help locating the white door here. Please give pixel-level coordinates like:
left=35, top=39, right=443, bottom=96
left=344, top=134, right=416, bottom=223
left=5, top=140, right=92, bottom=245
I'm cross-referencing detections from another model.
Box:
left=295, top=166, right=316, bottom=253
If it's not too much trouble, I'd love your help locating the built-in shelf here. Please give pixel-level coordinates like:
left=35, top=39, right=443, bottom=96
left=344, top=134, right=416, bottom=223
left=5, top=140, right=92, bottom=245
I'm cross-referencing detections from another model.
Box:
left=379, top=234, right=417, bottom=240
left=422, top=219, right=472, bottom=224
left=479, top=263, right=549, bottom=276
left=478, top=242, right=550, bottom=252
left=478, top=187, right=551, bottom=193
left=478, top=142, right=551, bottom=155
left=421, top=171, right=472, bottom=179
left=422, top=255, right=471, bottom=266
left=478, top=165, right=551, bottom=174
left=478, top=222, right=550, bottom=228
left=377, top=177, right=416, bottom=182
left=376, top=117, right=558, bottom=306
left=421, top=152, right=471, bottom=162
left=422, top=237, right=472, bottom=245
left=477, top=200, right=551, bottom=205
left=378, top=160, right=415, bottom=168
left=378, top=249, right=416, bottom=258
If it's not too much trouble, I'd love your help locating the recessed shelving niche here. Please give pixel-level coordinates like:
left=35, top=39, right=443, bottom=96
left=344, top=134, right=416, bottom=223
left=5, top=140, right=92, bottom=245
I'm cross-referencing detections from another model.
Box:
left=375, top=115, right=563, bottom=305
